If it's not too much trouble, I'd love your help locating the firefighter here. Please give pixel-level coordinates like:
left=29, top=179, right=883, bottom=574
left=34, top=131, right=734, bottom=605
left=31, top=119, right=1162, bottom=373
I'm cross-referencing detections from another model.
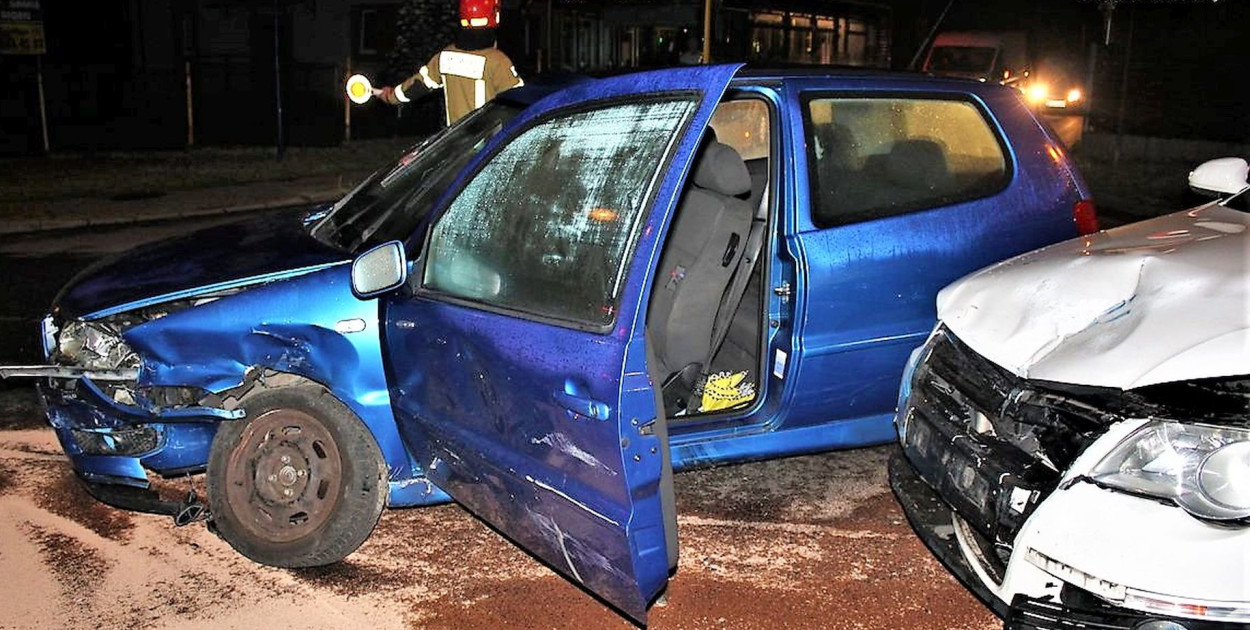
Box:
left=378, top=0, right=523, bottom=125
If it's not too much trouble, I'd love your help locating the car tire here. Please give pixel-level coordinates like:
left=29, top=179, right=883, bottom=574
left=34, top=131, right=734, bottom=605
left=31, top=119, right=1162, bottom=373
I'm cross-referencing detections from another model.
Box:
left=206, top=384, right=387, bottom=567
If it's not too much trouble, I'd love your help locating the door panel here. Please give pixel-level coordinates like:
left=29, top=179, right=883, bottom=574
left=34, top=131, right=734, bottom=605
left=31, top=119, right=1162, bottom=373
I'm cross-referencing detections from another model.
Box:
left=382, top=64, right=741, bottom=622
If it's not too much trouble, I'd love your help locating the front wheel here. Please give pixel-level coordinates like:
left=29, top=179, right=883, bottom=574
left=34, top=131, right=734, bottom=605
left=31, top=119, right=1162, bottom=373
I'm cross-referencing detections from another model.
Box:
left=206, top=384, right=387, bottom=567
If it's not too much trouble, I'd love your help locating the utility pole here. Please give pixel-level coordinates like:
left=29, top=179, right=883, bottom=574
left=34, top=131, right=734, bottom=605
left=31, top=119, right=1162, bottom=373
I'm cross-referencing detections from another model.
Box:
left=702, top=0, right=712, bottom=63
left=908, top=0, right=956, bottom=71
left=274, top=0, right=286, bottom=160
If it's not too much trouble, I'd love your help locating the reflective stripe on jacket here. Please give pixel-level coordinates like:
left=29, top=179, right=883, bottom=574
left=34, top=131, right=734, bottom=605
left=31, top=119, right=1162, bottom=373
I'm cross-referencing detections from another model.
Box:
left=399, top=45, right=523, bottom=124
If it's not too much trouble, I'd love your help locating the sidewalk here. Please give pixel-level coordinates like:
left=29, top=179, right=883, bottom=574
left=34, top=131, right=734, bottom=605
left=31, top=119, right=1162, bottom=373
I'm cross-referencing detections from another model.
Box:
left=0, top=138, right=414, bottom=236
left=0, top=174, right=355, bottom=235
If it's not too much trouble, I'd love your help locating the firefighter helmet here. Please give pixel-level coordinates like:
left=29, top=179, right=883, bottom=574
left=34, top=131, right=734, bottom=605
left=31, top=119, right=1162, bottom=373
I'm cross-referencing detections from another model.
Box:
left=459, top=0, right=500, bottom=29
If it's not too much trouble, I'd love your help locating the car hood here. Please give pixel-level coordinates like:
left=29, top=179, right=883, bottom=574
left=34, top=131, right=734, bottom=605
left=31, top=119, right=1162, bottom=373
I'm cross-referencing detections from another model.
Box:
left=56, top=208, right=350, bottom=319
left=937, top=203, right=1249, bottom=390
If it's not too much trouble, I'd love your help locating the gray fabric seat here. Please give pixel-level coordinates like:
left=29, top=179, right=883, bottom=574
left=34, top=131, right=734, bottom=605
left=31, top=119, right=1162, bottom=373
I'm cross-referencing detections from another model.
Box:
left=818, top=138, right=954, bottom=225
left=649, top=141, right=754, bottom=379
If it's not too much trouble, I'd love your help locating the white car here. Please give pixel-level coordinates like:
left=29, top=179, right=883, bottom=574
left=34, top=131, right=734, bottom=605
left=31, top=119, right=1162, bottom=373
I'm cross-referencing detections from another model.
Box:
left=891, top=157, right=1249, bottom=629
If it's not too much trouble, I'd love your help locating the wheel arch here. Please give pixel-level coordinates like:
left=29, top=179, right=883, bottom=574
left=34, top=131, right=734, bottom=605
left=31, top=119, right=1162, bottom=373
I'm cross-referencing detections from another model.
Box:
left=214, top=368, right=416, bottom=486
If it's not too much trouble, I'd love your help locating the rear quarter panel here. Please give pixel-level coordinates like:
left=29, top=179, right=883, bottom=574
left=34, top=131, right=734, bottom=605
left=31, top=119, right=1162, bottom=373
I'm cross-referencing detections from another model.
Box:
left=780, top=78, right=1082, bottom=431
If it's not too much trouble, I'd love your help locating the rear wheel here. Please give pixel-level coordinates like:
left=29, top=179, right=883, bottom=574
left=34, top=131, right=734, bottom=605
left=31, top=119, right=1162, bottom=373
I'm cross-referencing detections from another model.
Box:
left=206, top=385, right=387, bottom=567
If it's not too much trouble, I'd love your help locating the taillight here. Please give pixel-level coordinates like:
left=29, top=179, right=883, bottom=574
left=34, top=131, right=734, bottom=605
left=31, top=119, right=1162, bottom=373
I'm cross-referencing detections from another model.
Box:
left=1073, top=199, right=1099, bottom=235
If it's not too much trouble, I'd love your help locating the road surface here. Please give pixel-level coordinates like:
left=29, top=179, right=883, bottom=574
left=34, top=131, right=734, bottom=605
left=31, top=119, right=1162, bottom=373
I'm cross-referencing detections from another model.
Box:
left=1041, top=112, right=1084, bottom=149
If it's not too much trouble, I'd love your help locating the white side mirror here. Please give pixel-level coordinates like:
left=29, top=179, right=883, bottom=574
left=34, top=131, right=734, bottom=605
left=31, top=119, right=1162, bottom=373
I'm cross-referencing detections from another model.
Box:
left=351, top=241, right=407, bottom=298
left=1189, top=157, right=1249, bottom=197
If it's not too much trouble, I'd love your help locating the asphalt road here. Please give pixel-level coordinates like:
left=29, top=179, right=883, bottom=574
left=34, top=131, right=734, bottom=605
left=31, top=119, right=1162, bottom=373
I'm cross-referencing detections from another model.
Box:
left=0, top=402, right=997, bottom=630
left=0, top=211, right=999, bottom=629
left=1040, top=112, right=1084, bottom=149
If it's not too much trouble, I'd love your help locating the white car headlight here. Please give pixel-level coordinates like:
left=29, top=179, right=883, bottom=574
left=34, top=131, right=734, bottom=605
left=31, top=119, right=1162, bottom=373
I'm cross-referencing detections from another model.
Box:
left=57, top=320, right=139, bottom=371
left=1090, top=420, right=1250, bottom=521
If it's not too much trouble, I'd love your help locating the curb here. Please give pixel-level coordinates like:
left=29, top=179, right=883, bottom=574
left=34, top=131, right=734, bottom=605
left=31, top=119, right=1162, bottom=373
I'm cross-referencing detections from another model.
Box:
left=0, top=188, right=349, bottom=237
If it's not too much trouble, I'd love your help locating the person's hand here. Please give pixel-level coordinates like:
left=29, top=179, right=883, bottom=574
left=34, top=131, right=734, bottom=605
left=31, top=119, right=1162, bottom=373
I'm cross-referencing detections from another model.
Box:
left=379, top=86, right=397, bottom=105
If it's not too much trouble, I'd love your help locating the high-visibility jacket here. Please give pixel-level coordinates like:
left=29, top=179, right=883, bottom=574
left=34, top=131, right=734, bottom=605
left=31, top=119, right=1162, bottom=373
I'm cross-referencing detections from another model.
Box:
left=392, top=45, right=523, bottom=124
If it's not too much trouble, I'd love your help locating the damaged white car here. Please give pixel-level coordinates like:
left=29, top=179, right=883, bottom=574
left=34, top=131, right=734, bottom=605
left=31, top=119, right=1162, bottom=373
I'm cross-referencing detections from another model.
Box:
left=891, top=157, right=1249, bottom=629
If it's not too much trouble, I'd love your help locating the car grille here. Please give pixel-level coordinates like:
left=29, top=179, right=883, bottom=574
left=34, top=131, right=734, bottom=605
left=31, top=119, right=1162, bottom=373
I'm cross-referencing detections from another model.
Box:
left=898, top=327, right=1106, bottom=580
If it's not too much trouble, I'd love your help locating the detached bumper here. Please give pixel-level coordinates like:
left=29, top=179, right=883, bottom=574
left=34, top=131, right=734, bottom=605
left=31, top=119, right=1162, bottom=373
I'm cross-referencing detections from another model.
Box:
left=890, top=450, right=1246, bottom=630
left=79, top=475, right=184, bottom=516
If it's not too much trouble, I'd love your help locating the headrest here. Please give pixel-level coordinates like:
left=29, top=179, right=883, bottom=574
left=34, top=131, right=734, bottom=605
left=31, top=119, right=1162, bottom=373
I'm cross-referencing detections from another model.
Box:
left=886, top=139, right=950, bottom=186
left=692, top=141, right=752, bottom=197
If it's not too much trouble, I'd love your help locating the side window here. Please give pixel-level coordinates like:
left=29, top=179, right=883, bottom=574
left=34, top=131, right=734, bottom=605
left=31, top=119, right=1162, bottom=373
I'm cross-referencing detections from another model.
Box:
left=710, top=99, right=770, bottom=161
left=805, top=97, right=1008, bottom=228
left=709, top=98, right=771, bottom=208
left=424, top=99, right=697, bottom=326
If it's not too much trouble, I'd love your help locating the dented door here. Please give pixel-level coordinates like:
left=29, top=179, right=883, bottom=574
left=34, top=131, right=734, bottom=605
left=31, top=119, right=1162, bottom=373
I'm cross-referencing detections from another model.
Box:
left=381, top=65, right=741, bottom=622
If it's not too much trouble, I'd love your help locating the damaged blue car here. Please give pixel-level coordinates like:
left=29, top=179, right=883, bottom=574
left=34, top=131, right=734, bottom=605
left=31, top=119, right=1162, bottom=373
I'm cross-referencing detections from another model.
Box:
left=1, top=64, right=1094, bottom=622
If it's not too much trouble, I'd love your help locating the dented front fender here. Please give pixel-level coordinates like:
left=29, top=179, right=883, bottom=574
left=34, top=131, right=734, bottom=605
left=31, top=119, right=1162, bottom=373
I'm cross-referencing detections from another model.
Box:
left=123, top=264, right=421, bottom=483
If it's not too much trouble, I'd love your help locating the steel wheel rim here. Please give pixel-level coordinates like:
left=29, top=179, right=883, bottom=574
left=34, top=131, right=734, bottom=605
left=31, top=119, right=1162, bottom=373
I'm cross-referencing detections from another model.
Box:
left=224, top=408, right=344, bottom=544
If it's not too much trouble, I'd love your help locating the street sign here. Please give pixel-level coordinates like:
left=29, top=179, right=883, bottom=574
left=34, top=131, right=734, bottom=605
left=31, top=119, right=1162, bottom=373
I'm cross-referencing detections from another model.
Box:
left=1, top=0, right=45, bottom=55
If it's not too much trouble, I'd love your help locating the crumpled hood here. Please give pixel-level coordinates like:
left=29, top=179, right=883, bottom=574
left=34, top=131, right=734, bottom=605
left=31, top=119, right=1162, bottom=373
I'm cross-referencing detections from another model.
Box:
left=56, top=208, right=349, bottom=319
left=937, top=204, right=1249, bottom=390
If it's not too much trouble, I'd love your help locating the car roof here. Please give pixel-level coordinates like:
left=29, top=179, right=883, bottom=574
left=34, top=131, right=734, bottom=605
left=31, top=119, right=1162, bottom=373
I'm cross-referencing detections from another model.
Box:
left=734, top=65, right=1003, bottom=90
left=496, top=73, right=595, bottom=107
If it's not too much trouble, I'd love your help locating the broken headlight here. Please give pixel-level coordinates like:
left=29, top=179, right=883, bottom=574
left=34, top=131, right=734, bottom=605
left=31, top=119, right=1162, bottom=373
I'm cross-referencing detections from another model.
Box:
left=1089, top=420, right=1250, bottom=522
left=56, top=319, right=139, bottom=371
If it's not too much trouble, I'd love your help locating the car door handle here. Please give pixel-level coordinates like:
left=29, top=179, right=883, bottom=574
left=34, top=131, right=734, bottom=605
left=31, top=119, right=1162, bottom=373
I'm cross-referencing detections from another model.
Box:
left=553, top=383, right=611, bottom=421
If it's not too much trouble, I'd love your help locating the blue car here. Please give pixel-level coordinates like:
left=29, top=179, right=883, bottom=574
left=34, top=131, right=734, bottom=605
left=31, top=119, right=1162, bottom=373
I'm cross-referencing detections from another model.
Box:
left=1, top=64, right=1093, bottom=622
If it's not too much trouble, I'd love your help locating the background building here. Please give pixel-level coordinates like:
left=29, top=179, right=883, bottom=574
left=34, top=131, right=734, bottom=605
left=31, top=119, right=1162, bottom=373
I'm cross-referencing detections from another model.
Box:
left=0, top=0, right=1243, bottom=154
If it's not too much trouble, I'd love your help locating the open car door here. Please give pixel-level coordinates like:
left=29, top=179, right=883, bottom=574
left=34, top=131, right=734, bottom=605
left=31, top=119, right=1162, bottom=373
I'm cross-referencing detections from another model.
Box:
left=381, top=64, right=742, bottom=622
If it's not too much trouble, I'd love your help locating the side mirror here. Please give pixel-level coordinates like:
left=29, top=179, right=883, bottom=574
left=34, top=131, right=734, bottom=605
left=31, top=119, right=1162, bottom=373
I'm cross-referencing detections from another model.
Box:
left=351, top=240, right=407, bottom=298
left=1189, top=157, right=1249, bottom=198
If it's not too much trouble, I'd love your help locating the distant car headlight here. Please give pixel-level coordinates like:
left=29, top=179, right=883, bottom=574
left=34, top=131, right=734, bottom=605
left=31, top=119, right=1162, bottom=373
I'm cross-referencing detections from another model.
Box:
left=1066, top=88, right=1082, bottom=103
left=1026, top=83, right=1049, bottom=104
left=1090, top=420, right=1250, bottom=521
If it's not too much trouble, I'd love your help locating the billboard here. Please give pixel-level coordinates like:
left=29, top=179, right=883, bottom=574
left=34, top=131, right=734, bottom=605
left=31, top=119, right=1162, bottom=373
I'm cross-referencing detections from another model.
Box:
left=1, top=0, right=45, bottom=55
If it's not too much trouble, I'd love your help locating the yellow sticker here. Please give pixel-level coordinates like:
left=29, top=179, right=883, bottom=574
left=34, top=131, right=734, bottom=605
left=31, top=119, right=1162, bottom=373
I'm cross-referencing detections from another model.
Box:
left=699, top=370, right=756, bottom=413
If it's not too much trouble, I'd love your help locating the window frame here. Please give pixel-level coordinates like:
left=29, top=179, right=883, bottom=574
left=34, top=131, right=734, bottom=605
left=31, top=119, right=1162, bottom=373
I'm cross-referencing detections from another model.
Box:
left=799, top=90, right=1015, bottom=230
left=357, top=8, right=379, bottom=56
left=413, top=91, right=703, bottom=335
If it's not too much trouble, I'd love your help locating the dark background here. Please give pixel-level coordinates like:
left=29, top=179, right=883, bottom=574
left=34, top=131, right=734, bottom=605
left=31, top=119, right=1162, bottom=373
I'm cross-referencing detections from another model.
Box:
left=0, top=0, right=1246, bottom=154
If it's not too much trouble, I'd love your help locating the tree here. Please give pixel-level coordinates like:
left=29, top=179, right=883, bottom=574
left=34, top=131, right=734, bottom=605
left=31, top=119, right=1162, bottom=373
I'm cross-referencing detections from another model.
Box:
left=387, top=0, right=457, bottom=83
left=385, top=0, right=457, bottom=133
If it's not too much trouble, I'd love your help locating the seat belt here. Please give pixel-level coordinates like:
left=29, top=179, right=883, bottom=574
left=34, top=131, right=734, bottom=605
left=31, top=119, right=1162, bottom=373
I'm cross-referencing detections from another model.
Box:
left=697, top=184, right=769, bottom=395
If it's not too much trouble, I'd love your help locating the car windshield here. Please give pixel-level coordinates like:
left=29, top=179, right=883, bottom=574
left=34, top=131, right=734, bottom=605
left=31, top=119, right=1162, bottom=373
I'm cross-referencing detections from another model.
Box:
left=311, top=101, right=522, bottom=252
left=928, top=46, right=997, bottom=74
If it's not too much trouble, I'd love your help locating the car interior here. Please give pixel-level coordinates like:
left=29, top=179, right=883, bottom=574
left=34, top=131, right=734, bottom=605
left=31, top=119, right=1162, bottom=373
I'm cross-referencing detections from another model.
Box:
left=648, top=97, right=771, bottom=419
left=807, top=98, right=1008, bottom=227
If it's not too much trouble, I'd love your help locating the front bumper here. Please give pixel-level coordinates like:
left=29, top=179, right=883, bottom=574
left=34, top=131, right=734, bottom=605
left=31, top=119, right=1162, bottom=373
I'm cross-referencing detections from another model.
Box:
left=890, top=451, right=1244, bottom=630
left=38, top=378, right=224, bottom=494
left=888, top=450, right=1007, bottom=616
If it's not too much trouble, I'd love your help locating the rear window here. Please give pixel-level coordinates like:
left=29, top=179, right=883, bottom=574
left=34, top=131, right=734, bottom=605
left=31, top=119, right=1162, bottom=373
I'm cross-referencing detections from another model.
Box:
left=804, top=96, right=1009, bottom=228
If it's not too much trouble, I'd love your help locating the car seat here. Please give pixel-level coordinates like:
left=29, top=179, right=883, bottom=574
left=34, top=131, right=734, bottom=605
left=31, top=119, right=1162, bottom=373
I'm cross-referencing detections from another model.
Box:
left=649, top=140, right=754, bottom=387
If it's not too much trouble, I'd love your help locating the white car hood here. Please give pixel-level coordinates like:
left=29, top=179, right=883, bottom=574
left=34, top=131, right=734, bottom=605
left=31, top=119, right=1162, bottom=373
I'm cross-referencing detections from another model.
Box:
left=937, top=203, right=1250, bottom=390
